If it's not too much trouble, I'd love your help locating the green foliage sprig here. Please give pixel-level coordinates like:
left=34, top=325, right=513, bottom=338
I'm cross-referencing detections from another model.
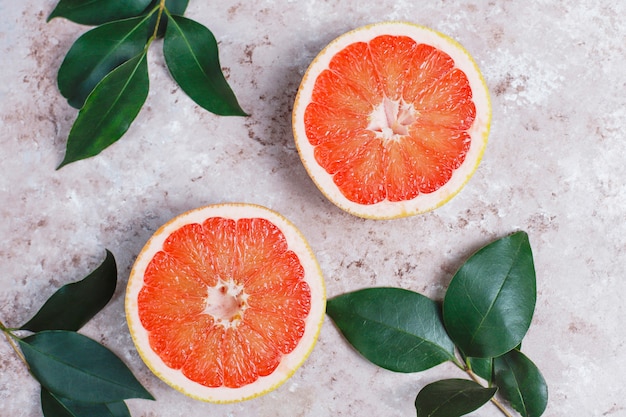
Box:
left=49, top=0, right=247, bottom=169
left=326, top=231, right=548, bottom=417
left=1, top=251, right=153, bottom=417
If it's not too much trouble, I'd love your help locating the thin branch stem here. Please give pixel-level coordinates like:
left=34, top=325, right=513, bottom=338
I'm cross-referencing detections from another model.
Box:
left=490, top=396, right=515, bottom=417
left=0, top=320, right=29, bottom=370
left=450, top=354, right=465, bottom=370
left=150, top=0, right=167, bottom=41
left=465, top=368, right=514, bottom=417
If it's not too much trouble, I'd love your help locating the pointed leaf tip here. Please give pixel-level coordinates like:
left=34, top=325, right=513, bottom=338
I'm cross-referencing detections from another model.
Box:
left=327, top=287, right=455, bottom=373
left=415, top=379, right=496, bottom=417
left=20, top=250, right=117, bottom=332
left=46, top=11, right=58, bottom=23
left=443, top=231, right=536, bottom=358
left=60, top=52, right=150, bottom=167
left=19, top=331, right=154, bottom=403
left=163, top=14, right=247, bottom=116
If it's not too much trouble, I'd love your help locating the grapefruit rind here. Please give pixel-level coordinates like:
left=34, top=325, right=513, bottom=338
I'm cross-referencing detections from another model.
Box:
left=125, top=203, right=326, bottom=403
left=292, top=21, right=491, bottom=220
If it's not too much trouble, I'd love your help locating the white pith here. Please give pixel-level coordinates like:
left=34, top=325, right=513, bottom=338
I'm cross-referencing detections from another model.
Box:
left=125, top=203, right=326, bottom=403
left=367, top=96, right=417, bottom=141
left=203, top=279, right=249, bottom=329
left=292, top=21, right=491, bottom=219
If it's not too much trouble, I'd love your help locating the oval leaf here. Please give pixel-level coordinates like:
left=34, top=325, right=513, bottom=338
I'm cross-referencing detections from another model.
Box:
left=494, top=349, right=548, bottom=417
left=20, top=250, right=117, bottom=332
left=415, top=379, right=497, bottom=417
left=443, top=231, right=536, bottom=358
left=48, top=0, right=153, bottom=25
left=163, top=13, right=247, bottom=116
left=18, top=331, right=153, bottom=403
left=58, top=52, right=150, bottom=168
left=41, top=388, right=131, bottom=417
left=58, top=15, right=153, bottom=109
left=326, top=287, right=455, bottom=373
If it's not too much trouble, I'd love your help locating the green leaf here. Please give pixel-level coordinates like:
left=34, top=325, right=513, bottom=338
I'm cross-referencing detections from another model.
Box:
left=164, top=0, right=189, bottom=14
left=41, top=388, right=131, bottom=417
left=58, top=15, right=153, bottom=109
left=48, top=0, right=153, bottom=25
left=21, top=250, right=117, bottom=332
left=58, top=52, right=150, bottom=169
left=103, top=403, right=130, bottom=417
left=163, top=13, right=247, bottom=116
left=145, top=0, right=189, bottom=37
left=18, top=331, right=153, bottom=403
left=144, top=0, right=188, bottom=17
left=493, top=349, right=548, bottom=417
left=467, top=356, right=493, bottom=383
left=326, top=288, right=455, bottom=373
left=415, top=379, right=497, bottom=417
left=443, top=231, right=536, bottom=358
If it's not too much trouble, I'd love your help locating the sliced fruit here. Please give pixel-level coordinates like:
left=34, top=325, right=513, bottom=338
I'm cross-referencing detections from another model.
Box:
left=125, top=203, right=325, bottom=403
left=293, top=21, right=491, bottom=219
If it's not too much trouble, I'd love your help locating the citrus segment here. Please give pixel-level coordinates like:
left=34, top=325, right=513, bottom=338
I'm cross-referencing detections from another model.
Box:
left=293, top=21, right=491, bottom=219
left=126, top=204, right=325, bottom=402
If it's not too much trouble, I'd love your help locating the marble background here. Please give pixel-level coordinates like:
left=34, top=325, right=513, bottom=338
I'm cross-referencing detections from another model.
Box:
left=1, top=1, right=625, bottom=416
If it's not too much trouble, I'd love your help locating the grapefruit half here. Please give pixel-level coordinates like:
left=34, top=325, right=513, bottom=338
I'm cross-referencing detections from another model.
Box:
left=125, top=203, right=326, bottom=403
left=293, top=21, right=491, bottom=219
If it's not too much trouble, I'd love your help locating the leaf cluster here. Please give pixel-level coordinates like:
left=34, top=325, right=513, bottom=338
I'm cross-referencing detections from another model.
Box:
left=49, top=0, right=246, bottom=169
left=326, top=231, right=548, bottom=417
left=1, top=251, right=153, bottom=417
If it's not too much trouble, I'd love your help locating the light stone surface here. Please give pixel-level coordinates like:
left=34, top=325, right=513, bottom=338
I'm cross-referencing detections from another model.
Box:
left=1, top=1, right=625, bottom=416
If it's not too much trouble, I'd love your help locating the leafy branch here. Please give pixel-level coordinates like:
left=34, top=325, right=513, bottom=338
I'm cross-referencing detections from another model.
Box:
left=327, top=231, right=548, bottom=417
left=49, top=0, right=247, bottom=169
left=1, top=251, right=153, bottom=417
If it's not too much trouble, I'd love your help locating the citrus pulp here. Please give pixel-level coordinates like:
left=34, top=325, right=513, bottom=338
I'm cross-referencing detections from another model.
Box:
left=293, top=21, right=491, bottom=219
left=125, top=203, right=326, bottom=403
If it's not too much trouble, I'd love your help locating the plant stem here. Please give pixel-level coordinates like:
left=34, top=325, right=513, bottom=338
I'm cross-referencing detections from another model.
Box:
left=0, top=320, right=29, bottom=369
left=151, top=0, right=167, bottom=40
left=465, top=368, right=514, bottom=417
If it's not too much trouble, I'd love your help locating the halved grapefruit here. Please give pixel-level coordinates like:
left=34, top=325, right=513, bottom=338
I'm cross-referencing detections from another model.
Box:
left=293, top=21, right=491, bottom=219
left=125, top=203, right=326, bottom=403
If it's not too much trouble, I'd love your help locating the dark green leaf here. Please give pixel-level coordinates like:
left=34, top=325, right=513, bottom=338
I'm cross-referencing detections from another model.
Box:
left=494, top=349, right=548, bottom=417
left=468, top=356, right=493, bottom=383
left=58, top=52, right=150, bottom=169
left=41, top=388, right=131, bottom=417
left=48, top=0, right=153, bottom=25
left=326, top=288, right=455, bottom=373
left=104, top=403, right=131, bottom=417
left=144, top=0, right=189, bottom=37
left=164, top=0, right=189, bottom=14
left=21, top=250, right=117, bottom=332
left=144, top=0, right=188, bottom=16
left=18, top=331, right=153, bottom=402
left=58, top=15, right=153, bottom=108
left=163, top=14, right=247, bottom=116
left=415, top=379, right=496, bottom=417
left=443, top=231, right=536, bottom=358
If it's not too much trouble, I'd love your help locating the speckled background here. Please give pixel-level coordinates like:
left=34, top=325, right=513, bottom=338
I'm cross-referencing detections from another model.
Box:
left=1, top=1, right=625, bottom=416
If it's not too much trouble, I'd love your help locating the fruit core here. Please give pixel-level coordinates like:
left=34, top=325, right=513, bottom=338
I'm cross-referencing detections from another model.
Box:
left=367, top=96, right=417, bottom=140
left=204, top=279, right=249, bottom=328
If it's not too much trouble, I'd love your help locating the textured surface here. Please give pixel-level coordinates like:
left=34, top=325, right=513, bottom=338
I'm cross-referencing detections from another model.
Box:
left=1, top=1, right=625, bottom=416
